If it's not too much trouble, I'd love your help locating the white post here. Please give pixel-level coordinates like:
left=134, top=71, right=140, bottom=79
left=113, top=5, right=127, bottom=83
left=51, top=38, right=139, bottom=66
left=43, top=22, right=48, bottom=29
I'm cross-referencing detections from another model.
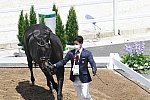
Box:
left=107, top=53, right=120, bottom=69
left=113, top=0, right=118, bottom=35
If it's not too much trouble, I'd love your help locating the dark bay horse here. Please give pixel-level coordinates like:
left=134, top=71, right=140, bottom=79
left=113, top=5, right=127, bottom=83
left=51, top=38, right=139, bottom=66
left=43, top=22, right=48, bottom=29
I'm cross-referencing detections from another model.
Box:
left=24, top=24, right=64, bottom=100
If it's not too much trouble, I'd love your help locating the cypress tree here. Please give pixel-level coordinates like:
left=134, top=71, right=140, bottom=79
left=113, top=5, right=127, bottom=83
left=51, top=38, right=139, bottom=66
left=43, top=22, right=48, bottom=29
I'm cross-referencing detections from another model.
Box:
left=52, top=4, right=66, bottom=50
left=52, top=4, right=58, bottom=15
left=30, top=5, right=37, bottom=26
left=56, top=13, right=66, bottom=50
left=65, top=7, right=78, bottom=45
left=24, top=13, right=29, bottom=30
left=41, top=16, right=45, bottom=25
left=17, top=10, right=25, bottom=48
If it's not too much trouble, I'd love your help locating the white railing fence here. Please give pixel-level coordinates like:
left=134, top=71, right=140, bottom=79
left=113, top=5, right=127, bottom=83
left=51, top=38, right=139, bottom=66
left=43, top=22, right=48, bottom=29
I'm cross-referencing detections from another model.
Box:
left=94, top=53, right=150, bottom=90
left=112, top=57, right=150, bottom=89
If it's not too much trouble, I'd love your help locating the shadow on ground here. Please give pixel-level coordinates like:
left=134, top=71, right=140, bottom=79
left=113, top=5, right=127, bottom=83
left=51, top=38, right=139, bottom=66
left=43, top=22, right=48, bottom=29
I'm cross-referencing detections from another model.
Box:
left=16, top=81, right=55, bottom=100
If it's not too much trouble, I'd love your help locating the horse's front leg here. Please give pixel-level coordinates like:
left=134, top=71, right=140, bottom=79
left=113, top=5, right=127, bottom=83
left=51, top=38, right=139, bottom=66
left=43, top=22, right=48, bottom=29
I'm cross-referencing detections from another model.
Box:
left=28, top=59, right=35, bottom=85
left=56, top=67, right=64, bottom=100
left=46, top=77, right=56, bottom=93
left=41, top=68, right=58, bottom=93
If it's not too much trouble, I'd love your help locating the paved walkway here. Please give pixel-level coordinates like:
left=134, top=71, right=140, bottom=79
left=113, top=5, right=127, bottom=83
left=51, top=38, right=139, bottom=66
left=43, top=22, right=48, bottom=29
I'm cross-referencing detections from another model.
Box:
left=83, top=32, right=150, bottom=48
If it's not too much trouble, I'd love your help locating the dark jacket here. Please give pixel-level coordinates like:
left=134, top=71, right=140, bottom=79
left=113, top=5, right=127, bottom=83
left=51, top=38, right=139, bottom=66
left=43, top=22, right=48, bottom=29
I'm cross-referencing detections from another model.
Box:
left=56, top=48, right=97, bottom=83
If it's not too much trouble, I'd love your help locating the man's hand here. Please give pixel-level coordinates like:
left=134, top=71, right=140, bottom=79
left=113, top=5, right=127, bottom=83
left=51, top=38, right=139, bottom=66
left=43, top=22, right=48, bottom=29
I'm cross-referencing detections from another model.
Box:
left=92, top=69, right=97, bottom=76
left=52, top=64, right=56, bottom=69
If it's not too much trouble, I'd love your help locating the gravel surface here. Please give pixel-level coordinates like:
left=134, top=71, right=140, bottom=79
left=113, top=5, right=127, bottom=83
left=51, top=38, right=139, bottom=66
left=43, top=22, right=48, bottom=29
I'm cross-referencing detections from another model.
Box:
left=0, top=68, right=150, bottom=100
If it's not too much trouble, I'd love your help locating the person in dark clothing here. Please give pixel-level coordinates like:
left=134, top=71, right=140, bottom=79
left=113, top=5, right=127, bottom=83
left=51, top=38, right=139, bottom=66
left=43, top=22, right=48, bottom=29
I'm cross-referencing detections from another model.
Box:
left=54, top=35, right=97, bottom=100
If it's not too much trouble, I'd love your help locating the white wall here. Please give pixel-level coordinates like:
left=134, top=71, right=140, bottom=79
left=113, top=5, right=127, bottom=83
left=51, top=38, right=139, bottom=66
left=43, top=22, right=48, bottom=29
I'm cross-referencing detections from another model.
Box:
left=0, top=0, right=150, bottom=45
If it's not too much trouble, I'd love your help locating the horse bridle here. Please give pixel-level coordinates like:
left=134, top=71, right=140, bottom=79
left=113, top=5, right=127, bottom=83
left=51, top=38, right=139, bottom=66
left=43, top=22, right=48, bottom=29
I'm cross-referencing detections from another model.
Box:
left=32, top=31, right=51, bottom=47
left=29, top=30, right=52, bottom=61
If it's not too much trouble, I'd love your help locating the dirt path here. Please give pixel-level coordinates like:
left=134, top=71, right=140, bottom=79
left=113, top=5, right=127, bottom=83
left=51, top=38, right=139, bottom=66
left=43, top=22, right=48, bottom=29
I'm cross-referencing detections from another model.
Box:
left=0, top=68, right=150, bottom=100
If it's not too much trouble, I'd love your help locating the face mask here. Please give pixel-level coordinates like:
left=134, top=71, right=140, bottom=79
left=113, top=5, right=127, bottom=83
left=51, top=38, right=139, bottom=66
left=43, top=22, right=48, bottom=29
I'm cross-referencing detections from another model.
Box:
left=74, top=45, right=80, bottom=50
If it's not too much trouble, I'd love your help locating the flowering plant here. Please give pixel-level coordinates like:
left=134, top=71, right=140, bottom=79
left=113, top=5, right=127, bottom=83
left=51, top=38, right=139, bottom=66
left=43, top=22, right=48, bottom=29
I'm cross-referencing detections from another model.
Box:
left=120, top=41, right=150, bottom=74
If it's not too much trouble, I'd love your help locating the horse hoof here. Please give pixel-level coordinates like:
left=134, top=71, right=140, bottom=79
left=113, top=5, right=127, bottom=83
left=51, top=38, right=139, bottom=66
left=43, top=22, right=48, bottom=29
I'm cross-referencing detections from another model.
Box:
left=52, top=89, right=56, bottom=94
left=57, top=95, right=63, bottom=100
left=29, top=81, right=35, bottom=86
left=50, top=89, right=56, bottom=94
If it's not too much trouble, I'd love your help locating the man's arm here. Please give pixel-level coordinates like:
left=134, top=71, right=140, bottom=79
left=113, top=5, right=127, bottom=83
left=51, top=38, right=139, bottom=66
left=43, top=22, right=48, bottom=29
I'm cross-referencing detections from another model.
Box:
left=55, top=52, right=71, bottom=68
left=88, top=52, right=97, bottom=75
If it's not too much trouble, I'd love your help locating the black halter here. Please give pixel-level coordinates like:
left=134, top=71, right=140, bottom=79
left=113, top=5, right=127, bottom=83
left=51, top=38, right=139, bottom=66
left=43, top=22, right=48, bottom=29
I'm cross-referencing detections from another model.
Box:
left=31, top=30, right=52, bottom=62
left=32, top=31, right=51, bottom=47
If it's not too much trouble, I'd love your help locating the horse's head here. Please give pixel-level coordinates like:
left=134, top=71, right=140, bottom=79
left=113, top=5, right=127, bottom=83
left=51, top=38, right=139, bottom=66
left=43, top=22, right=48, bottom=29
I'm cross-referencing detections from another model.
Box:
left=32, top=29, right=52, bottom=60
left=32, top=29, right=56, bottom=75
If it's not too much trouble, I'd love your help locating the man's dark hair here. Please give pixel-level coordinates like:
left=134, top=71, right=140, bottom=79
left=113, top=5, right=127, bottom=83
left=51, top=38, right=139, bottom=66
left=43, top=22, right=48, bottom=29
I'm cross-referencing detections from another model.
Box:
left=74, top=35, right=83, bottom=44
